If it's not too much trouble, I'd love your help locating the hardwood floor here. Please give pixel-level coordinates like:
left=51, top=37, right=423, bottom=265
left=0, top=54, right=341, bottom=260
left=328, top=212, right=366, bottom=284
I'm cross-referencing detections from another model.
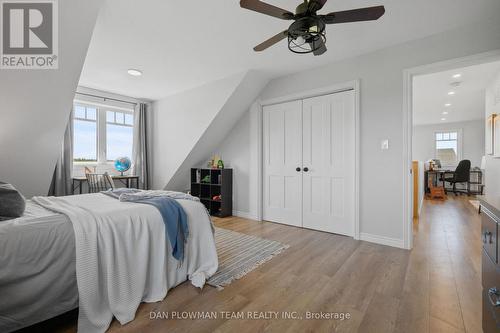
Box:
left=21, top=195, right=482, bottom=333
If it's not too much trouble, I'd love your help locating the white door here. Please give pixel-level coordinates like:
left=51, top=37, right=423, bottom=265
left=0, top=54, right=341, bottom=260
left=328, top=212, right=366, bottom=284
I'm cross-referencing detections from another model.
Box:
left=263, top=100, right=303, bottom=227
left=302, top=91, right=355, bottom=236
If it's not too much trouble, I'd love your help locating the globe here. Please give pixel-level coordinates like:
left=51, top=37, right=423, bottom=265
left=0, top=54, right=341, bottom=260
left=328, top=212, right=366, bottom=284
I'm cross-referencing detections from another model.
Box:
left=114, top=157, right=132, bottom=175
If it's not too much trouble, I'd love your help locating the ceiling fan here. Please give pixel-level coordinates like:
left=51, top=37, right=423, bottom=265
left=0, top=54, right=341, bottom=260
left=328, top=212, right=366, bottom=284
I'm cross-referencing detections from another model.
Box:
left=240, top=0, right=385, bottom=56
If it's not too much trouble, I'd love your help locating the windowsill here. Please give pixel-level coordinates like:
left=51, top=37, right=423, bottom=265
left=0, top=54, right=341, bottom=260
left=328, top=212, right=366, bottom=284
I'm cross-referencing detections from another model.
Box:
left=73, top=161, right=113, bottom=166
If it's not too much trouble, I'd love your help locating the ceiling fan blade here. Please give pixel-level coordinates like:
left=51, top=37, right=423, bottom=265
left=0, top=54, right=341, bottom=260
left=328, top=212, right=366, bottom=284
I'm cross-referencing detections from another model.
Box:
left=240, top=0, right=294, bottom=20
left=254, top=30, right=289, bottom=52
left=321, top=5, right=385, bottom=24
left=310, top=38, right=327, bottom=56
left=307, top=0, right=328, bottom=13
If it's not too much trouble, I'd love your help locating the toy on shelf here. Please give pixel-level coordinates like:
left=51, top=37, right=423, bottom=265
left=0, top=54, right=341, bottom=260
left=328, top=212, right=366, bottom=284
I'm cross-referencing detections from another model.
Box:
left=212, top=195, right=222, bottom=201
left=208, top=154, right=224, bottom=169
left=201, top=175, right=211, bottom=183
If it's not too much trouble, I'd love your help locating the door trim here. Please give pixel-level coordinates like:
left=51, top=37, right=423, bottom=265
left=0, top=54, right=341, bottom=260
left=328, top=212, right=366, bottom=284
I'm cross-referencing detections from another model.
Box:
left=402, top=49, right=500, bottom=250
left=258, top=80, right=360, bottom=240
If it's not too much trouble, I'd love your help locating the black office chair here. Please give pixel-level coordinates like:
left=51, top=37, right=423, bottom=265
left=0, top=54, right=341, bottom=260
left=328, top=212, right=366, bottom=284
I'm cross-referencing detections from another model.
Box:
left=443, top=160, right=471, bottom=195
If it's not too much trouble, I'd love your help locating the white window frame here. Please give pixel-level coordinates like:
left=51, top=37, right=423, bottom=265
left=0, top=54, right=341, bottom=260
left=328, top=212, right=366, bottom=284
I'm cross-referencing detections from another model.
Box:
left=104, top=109, right=134, bottom=162
left=434, top=129, right=463, bottom=167
left=73, top=101, right=134, bottom=165
left=73, top=103, right=98, bottom=163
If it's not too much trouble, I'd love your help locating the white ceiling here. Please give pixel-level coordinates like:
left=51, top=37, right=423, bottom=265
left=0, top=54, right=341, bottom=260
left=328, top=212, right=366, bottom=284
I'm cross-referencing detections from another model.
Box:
left=79, top=0, right=500, bottom=100
left=413, top=61, right=500, bottom=126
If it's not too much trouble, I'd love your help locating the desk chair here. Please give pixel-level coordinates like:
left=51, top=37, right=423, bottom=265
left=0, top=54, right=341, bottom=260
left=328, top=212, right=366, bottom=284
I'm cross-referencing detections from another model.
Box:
left=443, top=160, right=471, bottom=195
left=85, top=172, right=115, bottom=193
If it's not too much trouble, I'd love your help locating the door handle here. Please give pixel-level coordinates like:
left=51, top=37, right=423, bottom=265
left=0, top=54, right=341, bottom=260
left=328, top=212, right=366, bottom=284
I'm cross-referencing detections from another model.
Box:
left=484, top=230, right=492, bottom=244
left=296, top=167, right=301, bottom=172
left=488, top=288, right=500, bottom=307
left=303, top=167, right=309, bottom=172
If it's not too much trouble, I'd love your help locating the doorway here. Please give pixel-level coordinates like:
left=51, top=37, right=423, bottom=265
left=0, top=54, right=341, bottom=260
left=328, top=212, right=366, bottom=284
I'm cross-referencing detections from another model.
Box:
left=404, top=50, right=500, bottom=249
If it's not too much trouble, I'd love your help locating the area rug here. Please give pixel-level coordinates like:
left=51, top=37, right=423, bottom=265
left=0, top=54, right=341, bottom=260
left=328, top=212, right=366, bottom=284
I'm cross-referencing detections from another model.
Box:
left=469, top=200, right=480, bottom=211
left=207, top=227, right=289, bottom=289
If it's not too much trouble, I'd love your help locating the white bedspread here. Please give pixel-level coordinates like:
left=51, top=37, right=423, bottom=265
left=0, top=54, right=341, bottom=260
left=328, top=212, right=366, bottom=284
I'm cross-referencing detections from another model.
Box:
left=32, top=193, right=218, bottom=333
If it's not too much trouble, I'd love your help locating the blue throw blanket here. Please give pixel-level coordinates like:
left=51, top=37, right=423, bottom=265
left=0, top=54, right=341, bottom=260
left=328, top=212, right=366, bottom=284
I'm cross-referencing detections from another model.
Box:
left=103, top=189, right=189, bottom=262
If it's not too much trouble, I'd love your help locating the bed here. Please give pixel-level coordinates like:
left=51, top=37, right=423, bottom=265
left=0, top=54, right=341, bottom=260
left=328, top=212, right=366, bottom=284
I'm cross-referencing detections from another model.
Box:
left=0, top=192, right=218, bottom=333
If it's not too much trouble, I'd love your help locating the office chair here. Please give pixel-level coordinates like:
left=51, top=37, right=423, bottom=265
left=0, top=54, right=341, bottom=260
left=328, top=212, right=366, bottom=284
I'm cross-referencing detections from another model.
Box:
left=443, top=160, right=471, bottom=195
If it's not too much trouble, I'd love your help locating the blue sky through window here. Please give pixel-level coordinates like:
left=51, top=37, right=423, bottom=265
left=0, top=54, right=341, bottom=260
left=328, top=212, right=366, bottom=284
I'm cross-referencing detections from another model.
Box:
left=107, top=124, right=133, bottom=161
left=73, top=106, right=134, bottom=162
left=73, top=120, right=97, bottom=161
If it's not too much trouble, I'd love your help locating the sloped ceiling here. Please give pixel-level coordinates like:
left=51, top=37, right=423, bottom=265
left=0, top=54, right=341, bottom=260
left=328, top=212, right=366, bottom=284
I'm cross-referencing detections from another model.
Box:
left=0, top=0, right=103, bottom=198
left=79, top=0, right=500, bottom=100
left=151, top=71, right=269, bottom=191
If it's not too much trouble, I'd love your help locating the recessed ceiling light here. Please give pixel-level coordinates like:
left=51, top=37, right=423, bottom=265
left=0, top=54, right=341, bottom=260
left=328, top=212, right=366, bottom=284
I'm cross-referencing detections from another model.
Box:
left=445, top=103, right=451, bottom=107
left=127, top=69, right=143, bottom=76
left=442, top=111, right=449, bottom=115
left=452, top=74, right=462, bottom=79
left=441, top=118, right=446, bottom=121
left=448, top=91, right=456, bottom=95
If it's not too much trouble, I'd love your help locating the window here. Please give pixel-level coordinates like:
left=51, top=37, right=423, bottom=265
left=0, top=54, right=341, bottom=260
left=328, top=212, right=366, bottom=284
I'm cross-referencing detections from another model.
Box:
left=435, top=131, right=460, bottom=166
left=73, top=105, right=97, bottom=162
left=106, top=111, right=134, bottom=161
left=73, top=103, right=134, bottom=163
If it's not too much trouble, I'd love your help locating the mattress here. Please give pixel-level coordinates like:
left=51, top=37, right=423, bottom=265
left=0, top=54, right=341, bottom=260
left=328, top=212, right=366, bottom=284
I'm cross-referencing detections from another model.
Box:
left=0, top=201, right=78, bottom=332
left=0, top=194, right=218, bottom=333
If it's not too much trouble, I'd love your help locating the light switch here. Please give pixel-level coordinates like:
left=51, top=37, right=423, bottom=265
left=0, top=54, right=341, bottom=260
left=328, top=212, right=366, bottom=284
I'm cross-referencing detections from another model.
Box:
left=381, top=139, right=389, bottom=150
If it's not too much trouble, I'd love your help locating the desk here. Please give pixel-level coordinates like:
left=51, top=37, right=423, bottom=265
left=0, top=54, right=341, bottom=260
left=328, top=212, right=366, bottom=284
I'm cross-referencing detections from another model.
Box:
left=424, top=170, right=483, bottom=195
left=72, top=175, right=139, bottom=194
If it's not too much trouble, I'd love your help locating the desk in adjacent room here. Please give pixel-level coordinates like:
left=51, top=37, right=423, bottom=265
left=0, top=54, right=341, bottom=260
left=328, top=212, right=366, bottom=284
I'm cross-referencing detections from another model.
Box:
left=424, top=169, right=483, bottom=195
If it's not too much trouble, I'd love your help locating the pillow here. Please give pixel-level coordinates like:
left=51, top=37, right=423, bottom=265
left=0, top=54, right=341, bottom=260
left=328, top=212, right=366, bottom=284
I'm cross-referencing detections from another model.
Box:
left=0, top=182, right=26, bottom=220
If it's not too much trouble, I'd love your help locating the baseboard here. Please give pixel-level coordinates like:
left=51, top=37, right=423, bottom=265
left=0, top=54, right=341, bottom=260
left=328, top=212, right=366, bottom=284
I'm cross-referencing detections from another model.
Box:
left=359, top=232, right=405, bottom=249
left=232, top=210, right=260, bottom=221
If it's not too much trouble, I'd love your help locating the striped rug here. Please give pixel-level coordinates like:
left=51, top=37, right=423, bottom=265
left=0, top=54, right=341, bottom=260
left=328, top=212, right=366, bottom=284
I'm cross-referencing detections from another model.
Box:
left=207, top=227, right=289, bottom=289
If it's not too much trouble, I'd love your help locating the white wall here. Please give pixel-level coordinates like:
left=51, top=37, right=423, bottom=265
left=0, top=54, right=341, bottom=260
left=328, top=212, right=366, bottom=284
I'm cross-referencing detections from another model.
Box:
left=413, top=120, right=485, bottom=167
left=151, top=73, right=246, bottom=190
left=0, top=0, right=103, bottom=198
left=151, top=71, right=269, bottom=191
left=210, top=103, right=261, bottom=219
left=484, top=70, right=500, bottom=195
left=212, top=17, right=500, bottom=244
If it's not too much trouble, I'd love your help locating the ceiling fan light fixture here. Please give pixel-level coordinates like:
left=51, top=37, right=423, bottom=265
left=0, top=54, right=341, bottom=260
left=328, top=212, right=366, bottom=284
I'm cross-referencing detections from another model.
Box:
left=287, top=16, right=326, bottom=54
left=288, top=33, right=326, bottom=54
left=240, top=0, right=385, bottom=55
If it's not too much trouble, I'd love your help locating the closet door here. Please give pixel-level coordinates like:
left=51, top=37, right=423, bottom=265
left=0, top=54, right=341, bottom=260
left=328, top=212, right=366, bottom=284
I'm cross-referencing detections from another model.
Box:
left=302, top=91, right=355, bottom=236
left=263, top=100, right=303, bottom=227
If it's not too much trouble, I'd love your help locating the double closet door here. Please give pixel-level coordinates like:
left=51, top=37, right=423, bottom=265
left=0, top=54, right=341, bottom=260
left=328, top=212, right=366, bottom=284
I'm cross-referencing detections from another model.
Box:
left=263, top=90, right=355, bottom=236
